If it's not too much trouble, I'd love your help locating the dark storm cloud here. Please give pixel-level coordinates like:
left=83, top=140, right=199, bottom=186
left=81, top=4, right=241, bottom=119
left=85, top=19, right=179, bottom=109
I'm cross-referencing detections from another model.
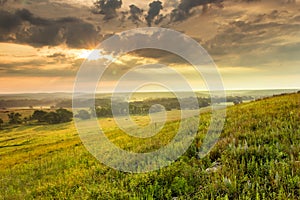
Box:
left=128, top=4, right=143, bottom=24
left=171, top=0, right=224, bottom=22
left=0, top=0, right=8, bottom=5
left=98, top=29, right=203, bottom=66
left=0, top=57, right=83, bottom=77
left=0, top=9, right=100, bottom=48
left=15, top=9, right=51, bottom=26
left=47, top=53, right=66, bottom=58
left=1, top=67, right=77, bottom=77
left=47, top=53, right=67, bottom=62
left=202, top=9, right=300, bottom=68
left=0, top=10, right=22, bottom=35
left=130, top=49, right=188, bottom=64
left=154, top=14, right=167, bottom=25
left=0, top=7, right=55, bottom=29
left=64, top=21, right=99, bottom=48
left=145, top=1, right=163, bottom=26
left=0, top=60, right=44, bottom=70
left=92, top=0, right=123, bottom=21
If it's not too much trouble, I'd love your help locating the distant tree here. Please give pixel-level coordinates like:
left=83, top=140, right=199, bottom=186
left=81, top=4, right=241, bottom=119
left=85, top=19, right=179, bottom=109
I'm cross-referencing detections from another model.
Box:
left=233, top=100, right=243, bottom=105
left=0, top=118, right=3, bottom=127
left=31, top=109, right=73, bottom=124
left=96, top=107, right=112, bottom=117
left=23, top=117, right=29, bottom=124
left=149, top=104, right=163, bottom=113
left=77, top=110, right=91, bottom=120
left=43, top=112, right=61, bottom=124
left=56, top=108, right=73, bottom=123
left=32, top=110, right=47, bottom=122
left=8, top=112, right=22, bottom=124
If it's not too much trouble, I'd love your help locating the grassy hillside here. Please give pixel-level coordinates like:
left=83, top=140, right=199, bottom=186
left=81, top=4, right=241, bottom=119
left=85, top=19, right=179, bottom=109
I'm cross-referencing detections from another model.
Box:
left=0, top=93, right=299, bottom=199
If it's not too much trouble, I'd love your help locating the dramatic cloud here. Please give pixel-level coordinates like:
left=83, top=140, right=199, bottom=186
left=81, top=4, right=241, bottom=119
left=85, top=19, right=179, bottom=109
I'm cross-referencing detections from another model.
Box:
left=0, top=43, right=84, bottom=77
left=0, top=0, right=7, bottom=5
left=0, top=0, right=299, bottom=92
left=128, top=4, right=144, bottom=25
left=171, top=0, right=224, bottom=22
left=0, top=9, right=100, bottom=48
left=146, top=1, right=163, bottom=26
left=201, top=7, right=300, bottom=69
left=125, top=49, right=188, bottom=65
left=92, top=0, right=123, bottom=21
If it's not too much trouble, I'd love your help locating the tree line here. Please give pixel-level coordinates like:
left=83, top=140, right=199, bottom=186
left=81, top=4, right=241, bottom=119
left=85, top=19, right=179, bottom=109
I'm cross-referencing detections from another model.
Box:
left=74, top=97, right=211, bottom=120
left=0, top=108, right=73, bottom=127
left=31, top=109, right=73, bottom=124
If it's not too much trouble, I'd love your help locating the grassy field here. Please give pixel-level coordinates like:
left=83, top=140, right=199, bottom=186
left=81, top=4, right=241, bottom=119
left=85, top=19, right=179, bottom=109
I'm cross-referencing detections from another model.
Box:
left=0, top=93, right=299, bottom=199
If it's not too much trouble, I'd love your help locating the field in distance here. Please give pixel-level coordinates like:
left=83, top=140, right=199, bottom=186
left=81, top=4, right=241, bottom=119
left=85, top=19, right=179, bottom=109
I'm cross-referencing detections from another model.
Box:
left=0, top=93, right=299, bottom=199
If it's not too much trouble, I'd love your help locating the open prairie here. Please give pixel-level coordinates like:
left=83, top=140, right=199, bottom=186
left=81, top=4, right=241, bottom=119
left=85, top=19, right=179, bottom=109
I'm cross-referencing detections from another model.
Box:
left=0, top=93, right=299, bottom=199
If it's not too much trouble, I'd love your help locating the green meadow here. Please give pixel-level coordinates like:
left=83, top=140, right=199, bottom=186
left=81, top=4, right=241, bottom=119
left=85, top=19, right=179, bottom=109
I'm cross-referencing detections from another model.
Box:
left=0, top=93, right=299, bottom=199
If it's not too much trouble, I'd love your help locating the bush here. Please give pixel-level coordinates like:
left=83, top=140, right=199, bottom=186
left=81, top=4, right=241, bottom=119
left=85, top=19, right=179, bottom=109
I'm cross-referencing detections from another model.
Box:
left=55, top=109, right=73, bottom=123
left=7, top=112, right=22, bottom=124
left=31, top=109, right=73, bottom=124
left=32, top=110, right=47, bottom=122
left=76, top=110, right=91, bottom=120
left=43, top=112, right=61, bottom=124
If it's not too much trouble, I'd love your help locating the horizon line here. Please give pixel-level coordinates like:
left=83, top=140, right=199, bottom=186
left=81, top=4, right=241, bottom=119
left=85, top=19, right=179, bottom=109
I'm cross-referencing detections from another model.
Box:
left=0, top=88, right=299, bottom=95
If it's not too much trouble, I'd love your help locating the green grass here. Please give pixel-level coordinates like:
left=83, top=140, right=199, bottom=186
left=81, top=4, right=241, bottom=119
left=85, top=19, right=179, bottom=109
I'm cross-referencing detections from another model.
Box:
left=0, top=93, right=299, bottom=199
left=0, top=109, right=36, bottom=123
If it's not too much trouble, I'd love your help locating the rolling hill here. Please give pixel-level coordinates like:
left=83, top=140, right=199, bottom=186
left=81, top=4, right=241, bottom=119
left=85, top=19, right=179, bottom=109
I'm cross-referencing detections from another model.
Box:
left=0, top=92, right=299, bottom=199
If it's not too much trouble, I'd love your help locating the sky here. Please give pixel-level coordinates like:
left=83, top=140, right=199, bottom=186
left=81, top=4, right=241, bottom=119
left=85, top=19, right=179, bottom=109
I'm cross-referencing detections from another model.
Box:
left=0, top=0, right=299, bottom=93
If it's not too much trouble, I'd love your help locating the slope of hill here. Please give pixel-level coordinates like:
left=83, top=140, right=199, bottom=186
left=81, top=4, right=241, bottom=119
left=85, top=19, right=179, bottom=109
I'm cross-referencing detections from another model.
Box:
left=0, top=93, right=299, bottom=199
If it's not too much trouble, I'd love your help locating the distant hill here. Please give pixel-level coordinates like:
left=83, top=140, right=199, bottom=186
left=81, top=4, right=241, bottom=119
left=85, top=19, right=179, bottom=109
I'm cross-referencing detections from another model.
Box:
left=0, top=89, right=298, bottom=108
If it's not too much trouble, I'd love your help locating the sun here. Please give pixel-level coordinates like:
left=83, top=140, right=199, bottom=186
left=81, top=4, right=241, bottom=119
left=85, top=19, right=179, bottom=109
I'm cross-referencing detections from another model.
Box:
left=77, top=49, right=119, bottom=63
left=77, top=49, right=103, bottom=61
